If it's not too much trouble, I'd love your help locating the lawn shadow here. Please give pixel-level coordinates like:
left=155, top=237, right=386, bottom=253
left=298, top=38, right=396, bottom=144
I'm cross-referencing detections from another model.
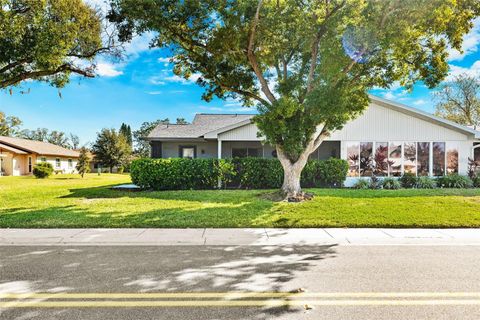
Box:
left=0, top=244, right=337, bottom=319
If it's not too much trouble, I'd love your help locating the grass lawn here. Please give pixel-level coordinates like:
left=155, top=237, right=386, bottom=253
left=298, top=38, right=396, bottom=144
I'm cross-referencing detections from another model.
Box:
left=2, top=174, right=480, bottom=228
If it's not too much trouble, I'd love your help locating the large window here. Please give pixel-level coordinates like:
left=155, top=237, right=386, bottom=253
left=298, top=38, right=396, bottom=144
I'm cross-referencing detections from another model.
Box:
left=346, top=142, right=359, bottom=177
left=403, top=142, right=417, bottom=175
left=55, top=158, right=61, bottom=168
left=179, top=146, right=196, bottom=158
left=28, top=156, right=32, bottom=173
left=68, top=159, right=73, bottom=168
left=374, top=142, right=388, bottom=176
left=432, top=142, right=445, bottom=176
left=360, top=142, right=373, bottom=177
left=232, top=148, right=260, bottom=158
left=389, top=142, right=402, bottom=176
left=446, top=143, right=459, bottom=174
left=417, top=142, right=430, bottom=176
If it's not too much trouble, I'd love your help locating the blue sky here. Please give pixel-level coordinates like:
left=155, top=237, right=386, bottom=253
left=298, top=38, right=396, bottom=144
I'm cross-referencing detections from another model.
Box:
left=0, top=18, right=479, bottom=145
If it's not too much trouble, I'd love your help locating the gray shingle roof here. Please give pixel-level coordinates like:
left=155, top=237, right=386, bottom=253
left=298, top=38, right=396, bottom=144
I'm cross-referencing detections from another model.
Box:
left=0, top=136, right=79, bottom=157
left=148, top=114, right=254, bottom=139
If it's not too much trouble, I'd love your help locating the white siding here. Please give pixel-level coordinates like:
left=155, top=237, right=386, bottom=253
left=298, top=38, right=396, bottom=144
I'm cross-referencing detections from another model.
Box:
left=36, top=156, right=78, bottom=174
left=329, top=102, right=468, bottom=141
left=218, top=123, right=261, bottom=141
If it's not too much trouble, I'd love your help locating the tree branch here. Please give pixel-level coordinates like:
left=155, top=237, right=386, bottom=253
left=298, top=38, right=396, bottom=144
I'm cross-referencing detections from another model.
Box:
left=0, top=64, right=94, bottom=89
left=247, top=0, right=277, bottom=104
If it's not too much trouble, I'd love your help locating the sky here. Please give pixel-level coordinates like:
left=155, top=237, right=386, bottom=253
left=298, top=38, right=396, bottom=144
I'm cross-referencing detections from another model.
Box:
left=0, top=14, right=479, bottom=145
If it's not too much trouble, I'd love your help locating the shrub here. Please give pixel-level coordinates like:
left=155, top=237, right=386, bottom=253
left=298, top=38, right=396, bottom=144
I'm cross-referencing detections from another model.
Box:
left=317, top=158, right=349, bottom=187
left=130, top=158, right=234, bottom=190
left=416, top=176, right=436, bottom=189
left=353, top=178, right=370, bottom=189
left=436, top=174, right=473, bottom=188
left=382, top=178, right=401, bottom=190
left=400, top=172, right=417, bottom=188
left=369, top=175, right=381, bottom=189
left=33, top=162, right=53, bottom=179
left=130, top=157, right=348, bottom=190
left=472, top=176, right=480, bottom=188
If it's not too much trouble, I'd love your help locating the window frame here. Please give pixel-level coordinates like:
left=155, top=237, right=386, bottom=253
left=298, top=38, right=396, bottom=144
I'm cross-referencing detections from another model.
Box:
left=55, top=158, right=61, bottom=168
left=68, top=159, right=73, bottom=168
left=178, top=146, right=197, bottom=159
left=28, top=156, right=32, bottom=173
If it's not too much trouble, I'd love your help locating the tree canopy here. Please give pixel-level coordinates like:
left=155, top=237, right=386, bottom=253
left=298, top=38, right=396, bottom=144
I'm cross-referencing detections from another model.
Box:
left=435, top=74, right=480, bottom=129
left=109, top=0, right=480, bottom=197
left=0, top=111, right=22, bottom=136
left=92, top=128, right=131, bottom=172
left=0, top=0, right=118, bottom=90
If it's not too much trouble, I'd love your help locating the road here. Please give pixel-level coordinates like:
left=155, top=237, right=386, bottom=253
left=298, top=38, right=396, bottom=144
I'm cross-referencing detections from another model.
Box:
left=2, top=245, right=480, bottom=319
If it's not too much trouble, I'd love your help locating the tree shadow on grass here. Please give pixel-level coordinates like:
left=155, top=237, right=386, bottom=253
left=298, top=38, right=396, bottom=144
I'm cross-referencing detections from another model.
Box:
left=0, top=244, right=337, bottom=319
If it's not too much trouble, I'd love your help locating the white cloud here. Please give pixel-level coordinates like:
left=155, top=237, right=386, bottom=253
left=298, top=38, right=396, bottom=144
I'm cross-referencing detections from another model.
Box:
left=150, top=73, right=202, bottom=86
left=145, top=91, right=163, bottom=95
left=412, top=99, right=426, bottom=106
left=158, top=57, right=173, bottom=63
left=447, top=60, right=480, bottom=80
left=448, top=18, right=480, bottom=61
left=96, top=62, right=123, bottom=77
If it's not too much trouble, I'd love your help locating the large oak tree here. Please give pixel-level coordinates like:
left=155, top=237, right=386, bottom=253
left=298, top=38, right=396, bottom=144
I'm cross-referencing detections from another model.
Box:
left=109, top=0, right=479, bottom=198
left=0, top=0, right=118, bottom=89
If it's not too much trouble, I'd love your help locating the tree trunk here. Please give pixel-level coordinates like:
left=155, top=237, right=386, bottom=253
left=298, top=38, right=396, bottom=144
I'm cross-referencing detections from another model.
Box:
left=276, top=127, right=329, bottom=200
left=276, top=147, right=310, bottom=199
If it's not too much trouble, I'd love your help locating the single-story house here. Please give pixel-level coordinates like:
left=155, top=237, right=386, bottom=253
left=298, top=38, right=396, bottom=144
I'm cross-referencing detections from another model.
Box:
left=0, top=136, right=79, bottom=176
left=146, top=95, right=480, bottom=186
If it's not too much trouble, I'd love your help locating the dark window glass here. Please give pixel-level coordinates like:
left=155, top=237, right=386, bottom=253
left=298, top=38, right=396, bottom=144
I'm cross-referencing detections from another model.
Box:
left=417, top=142, right=430, bottom=176
left=247, top=148, right=259, bottom=157
left=360, top=142, right=373, bottom=177
left=232, top=148, right=247, bottom=158
left=433, top=142, right=445, bottom=176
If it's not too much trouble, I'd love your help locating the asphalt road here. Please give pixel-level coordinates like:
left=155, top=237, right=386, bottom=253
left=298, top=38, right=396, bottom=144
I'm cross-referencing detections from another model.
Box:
left=1, top=245, right=480, bottom=319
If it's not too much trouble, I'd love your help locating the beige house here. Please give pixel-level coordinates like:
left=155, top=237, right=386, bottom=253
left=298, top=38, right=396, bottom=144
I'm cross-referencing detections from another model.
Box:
left=146, top=95, right=480, bottom=187
left=0, top=136, right=79, bottom=176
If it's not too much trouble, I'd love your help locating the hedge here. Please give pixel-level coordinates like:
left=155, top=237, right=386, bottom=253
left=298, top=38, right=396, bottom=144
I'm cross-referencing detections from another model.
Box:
left=130, top=157, right=348, bottom=190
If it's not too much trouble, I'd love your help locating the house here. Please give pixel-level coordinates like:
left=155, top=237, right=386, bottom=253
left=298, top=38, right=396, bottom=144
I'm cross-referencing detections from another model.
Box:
left=0, top=136, right=79, bottom=176
left=146, top=95, right=480, bottom=186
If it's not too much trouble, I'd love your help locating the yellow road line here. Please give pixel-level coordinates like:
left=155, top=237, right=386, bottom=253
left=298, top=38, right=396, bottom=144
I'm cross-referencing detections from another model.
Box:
left=3, top=299, right=480, bottom=308
left=3, top=292, right=480, bottom=299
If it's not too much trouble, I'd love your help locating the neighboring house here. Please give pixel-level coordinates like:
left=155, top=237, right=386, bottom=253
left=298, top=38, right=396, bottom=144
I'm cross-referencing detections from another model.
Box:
left=0, top=136, right=79, bottom=176
left=146, top=95, right=480, bottom=186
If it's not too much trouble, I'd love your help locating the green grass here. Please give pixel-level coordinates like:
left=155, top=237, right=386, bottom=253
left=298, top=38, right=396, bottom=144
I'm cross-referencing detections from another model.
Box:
left=1, top=174, right=480, bottom=228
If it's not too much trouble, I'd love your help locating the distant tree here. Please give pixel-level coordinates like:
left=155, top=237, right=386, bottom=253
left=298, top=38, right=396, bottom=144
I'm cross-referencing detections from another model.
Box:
left=0, top=0, right=119, bottom=90
left=0, top=111, right=22, bottom=136
left=69, top=134, right=80, bottom=149
left=46, top=130, right=69, bottom=148
left=435, top=74, right=480, bottom=129
left=176, top=118, right=188, bottom=124
left=119, top=123, right=132, bottom=147
left=76, top=147, right=91, bottom=178
left=20, top=128, right=49, bottom=141
left=92, top=128, right=131, bottom=173
left=133, top=118, right=169, bottom=157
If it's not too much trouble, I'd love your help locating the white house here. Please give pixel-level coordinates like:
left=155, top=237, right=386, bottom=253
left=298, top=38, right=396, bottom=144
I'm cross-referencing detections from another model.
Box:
left=146, top=95, right=480, bottom=186
left=0, top=136, right=79, bottom=176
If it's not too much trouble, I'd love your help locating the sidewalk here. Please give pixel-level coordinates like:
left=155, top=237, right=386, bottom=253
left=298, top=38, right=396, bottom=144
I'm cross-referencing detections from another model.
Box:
left=2, top=228, right=480, bottom=246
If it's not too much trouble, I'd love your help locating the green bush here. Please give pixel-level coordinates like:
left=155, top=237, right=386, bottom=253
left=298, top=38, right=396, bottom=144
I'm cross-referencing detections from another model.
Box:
left=436, top=174, right=473, bottom=188
left=353, top=178, right=370, bottom=189
left=382, top=178, right=401, bottom=190
left=33, top=162, right=53, bottom=179
left=130, top=157, right=348, bottom=190
left=130, top=158, right=234, bottom=190
left=416, top=176, right=436, bottom=189
left=400, top=172, right=417, bottom=188
left=369, top=176, right=381, bottom=189
left=472, top=176, right=480, bottom=188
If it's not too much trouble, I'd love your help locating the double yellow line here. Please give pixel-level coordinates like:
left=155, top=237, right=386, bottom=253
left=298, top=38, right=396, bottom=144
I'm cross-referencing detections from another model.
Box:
left=2, top=292, right=480, bottom=308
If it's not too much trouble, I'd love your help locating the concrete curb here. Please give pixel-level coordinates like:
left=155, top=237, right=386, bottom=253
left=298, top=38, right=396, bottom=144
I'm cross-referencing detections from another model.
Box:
left=2, top=228, right=480, bottom=246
